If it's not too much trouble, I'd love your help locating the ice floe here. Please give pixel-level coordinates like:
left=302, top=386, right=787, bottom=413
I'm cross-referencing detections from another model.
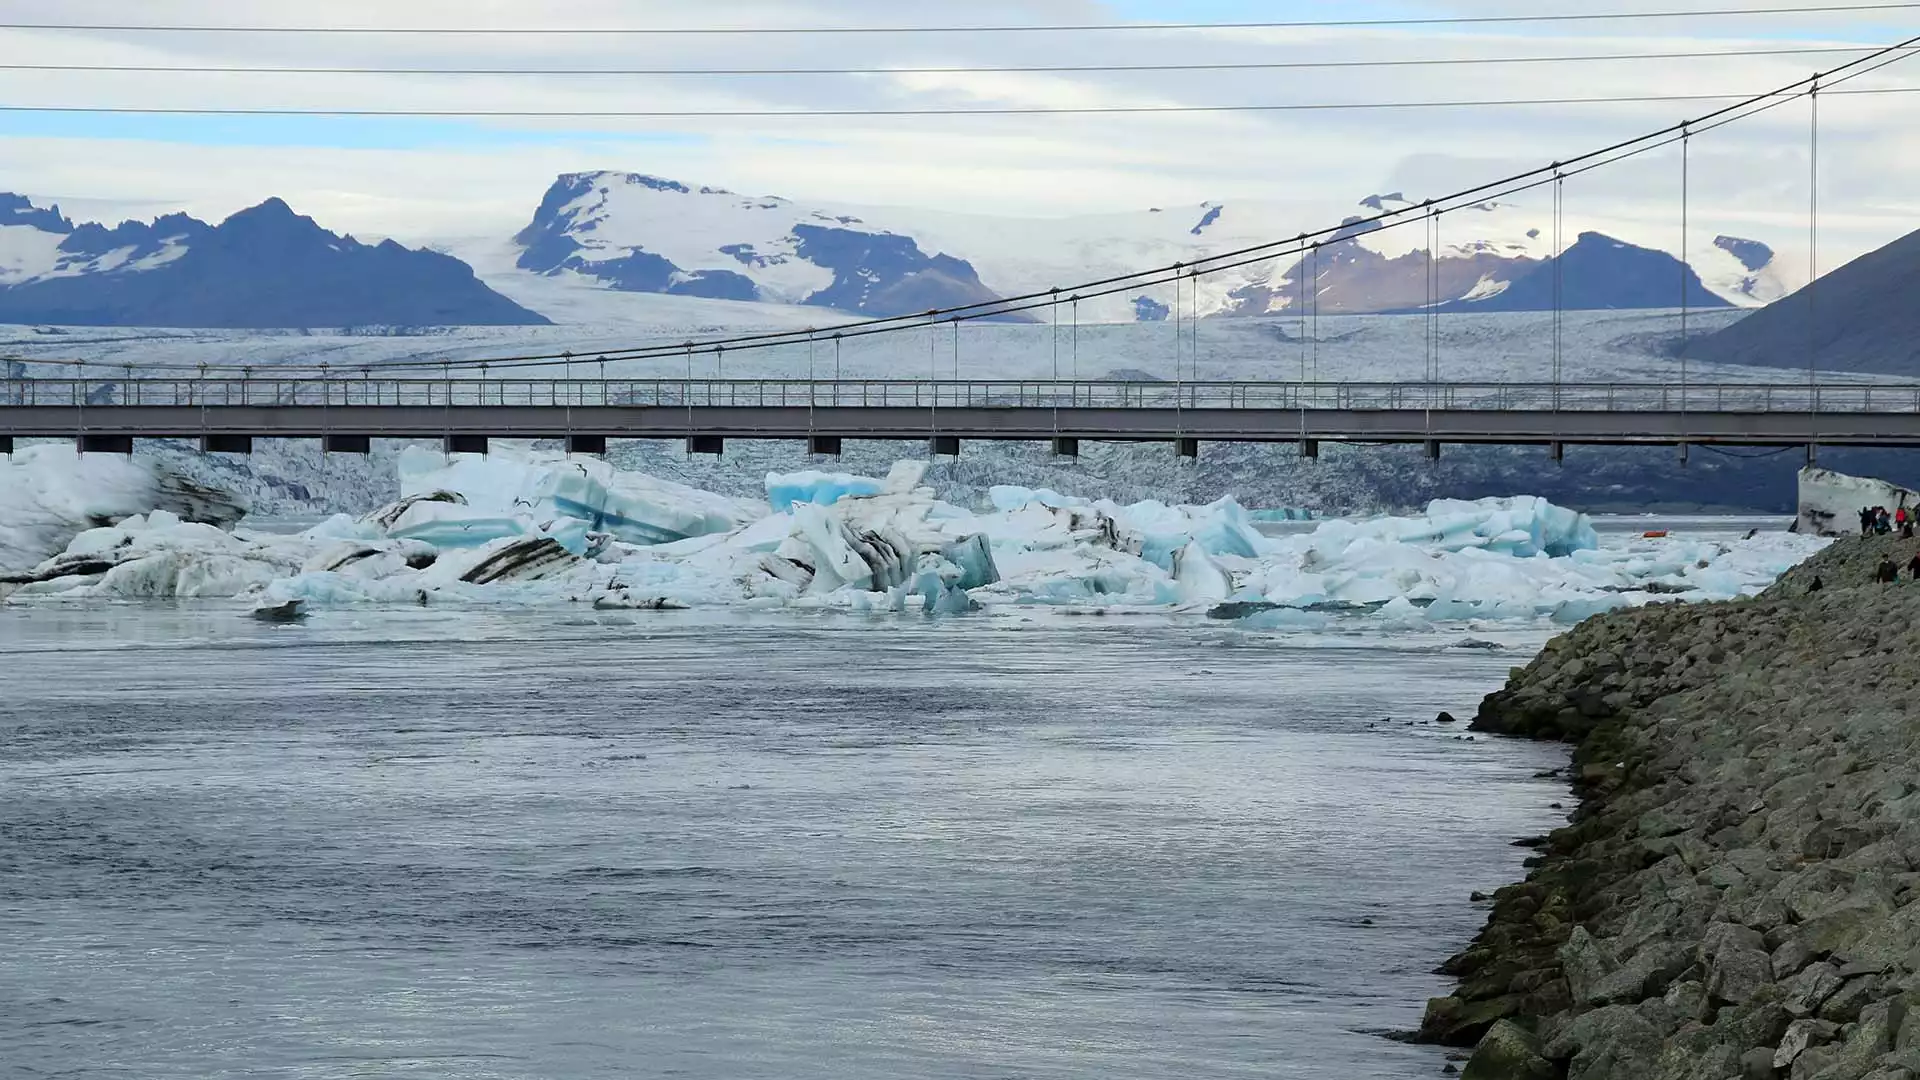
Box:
left=2, top=445, right=1827, bottom=622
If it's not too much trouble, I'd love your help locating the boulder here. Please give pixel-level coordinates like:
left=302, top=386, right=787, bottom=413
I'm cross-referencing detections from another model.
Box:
left=1463, top=1020, right=1555, bottom=1080
left=1712, top=946, right=1778, bottom=1006
left=1776, top=1018, right=1841, bottom=1069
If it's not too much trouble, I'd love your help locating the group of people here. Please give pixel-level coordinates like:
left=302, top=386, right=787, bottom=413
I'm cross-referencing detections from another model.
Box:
left=1874, top=553, right=1920, bottom=583
left=1860, top=505, right=1918, bottom=539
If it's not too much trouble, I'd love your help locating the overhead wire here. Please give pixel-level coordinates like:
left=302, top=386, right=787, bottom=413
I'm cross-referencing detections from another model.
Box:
left=0, top=85, right=1913, bottom=118
left=6, top=3, right=1916, bottom=34
left=4, top=45, right=1911, bottom=77
left=10, top=34, right=1917, bottom=376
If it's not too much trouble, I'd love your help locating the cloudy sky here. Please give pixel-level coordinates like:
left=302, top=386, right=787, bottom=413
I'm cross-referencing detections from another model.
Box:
left=0, top=0, right=1913, bottom=265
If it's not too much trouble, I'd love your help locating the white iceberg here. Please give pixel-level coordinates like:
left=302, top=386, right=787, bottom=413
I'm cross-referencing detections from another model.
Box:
left=0, top=443, right=247, bottom=576
left=397, top=445, right=760, bottom=551
left=3, top=446, right=1827, bottom=622
left=5, top=507, right=300, bottom=600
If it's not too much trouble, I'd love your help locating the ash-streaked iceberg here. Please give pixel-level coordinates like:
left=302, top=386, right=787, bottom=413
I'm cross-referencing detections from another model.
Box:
left=0, top=444, right=248, bottom=577
left=3, top=445, right=1825, bottom=621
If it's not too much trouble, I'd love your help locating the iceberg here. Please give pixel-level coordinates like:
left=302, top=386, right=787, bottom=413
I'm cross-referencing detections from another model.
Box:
left=397, top=445, right=760, bottom=550
left=2, top=447, right=1827, bottom=622
left=4, top=507, right=299, bottom=599
left=766, top=469, right=887, bottom=511
left=0, top=443, right=247, bottom=575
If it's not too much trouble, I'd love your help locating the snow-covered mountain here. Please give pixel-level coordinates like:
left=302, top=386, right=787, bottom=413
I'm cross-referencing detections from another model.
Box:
left=0, top=176, right=1807, bottom=331
left=0, top=195, right=546, bottom=328
left=509, top=172, right=1025, bottom=320
left=486, top=175, right=1801, bottom=325
left=1220, top=193, right=1794, bottom=318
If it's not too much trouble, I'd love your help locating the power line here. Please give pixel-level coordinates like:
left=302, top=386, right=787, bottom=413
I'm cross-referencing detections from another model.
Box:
left=4, top=3, right=1915, bottom=34
left=0, top=86, right=1913, bottom=118
left=1, top=45, right=1908, bottom=77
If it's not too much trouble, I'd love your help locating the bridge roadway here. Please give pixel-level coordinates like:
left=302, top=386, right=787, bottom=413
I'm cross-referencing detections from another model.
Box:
left=5, top=377, right=1920, bottom=454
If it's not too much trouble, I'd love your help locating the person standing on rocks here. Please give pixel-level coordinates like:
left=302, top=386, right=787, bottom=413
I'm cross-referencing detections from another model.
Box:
left=1879, top=507, right=1894, bottom=534
left=1862, top=507, right=1877, bottom=536
left=1907, top=552, right=1920, bottom=581
left=1878, top=556, right=1900, bottom=583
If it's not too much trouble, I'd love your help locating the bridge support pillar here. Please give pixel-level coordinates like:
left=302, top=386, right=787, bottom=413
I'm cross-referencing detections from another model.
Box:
left=324, top=434, right=370, bottom=455
left=201, top=434, right=252, bottom=455
left=1549, top=441, right=1564, bottom=465
left=1052, top=436, right=1079, bottom=458
left=1176, top=437, right=1199, bottom=460
left=688, top=434, right=725, bottom=456
left=1425, top=440, right=1441, bottom=461
left=930, top=435, right=960, bottom=457
left=1297, top=438, right=1318, bottom=461
left=445, top=434, right=488, bottom=456
left=1808, top=443, right=1819, bottom=465
left=78, top=434, right=133, bottom=455
left=0, top=435, right=11, bottom=455
left=567, top=434, right=607, bottom=456
left=808, top=434, right=842, bottom=457
left=1677, top=442, right=1689, bottom=467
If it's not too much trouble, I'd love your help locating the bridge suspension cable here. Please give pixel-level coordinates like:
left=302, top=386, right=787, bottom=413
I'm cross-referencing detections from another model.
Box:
left=9, top=33, right=1916, bottom=378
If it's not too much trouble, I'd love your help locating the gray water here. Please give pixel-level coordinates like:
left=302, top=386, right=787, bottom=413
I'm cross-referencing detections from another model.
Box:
left=0, top=608, right=1566, bottom=1079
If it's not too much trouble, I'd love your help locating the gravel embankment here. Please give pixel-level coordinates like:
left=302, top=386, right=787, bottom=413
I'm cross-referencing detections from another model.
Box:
left=1422, top=535, right=1920, bottom=1080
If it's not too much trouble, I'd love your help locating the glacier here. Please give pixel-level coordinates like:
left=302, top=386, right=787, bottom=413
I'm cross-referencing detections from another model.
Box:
left=2, top=446, right=1826, bottom=624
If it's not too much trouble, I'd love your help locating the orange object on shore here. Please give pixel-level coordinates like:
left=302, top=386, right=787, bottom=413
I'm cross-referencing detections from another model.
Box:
left=1643, top=530, right=1670, bottom=539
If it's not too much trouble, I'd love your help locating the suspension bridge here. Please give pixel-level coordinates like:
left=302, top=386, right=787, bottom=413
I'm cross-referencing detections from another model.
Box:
left=3, top=376, right=1919, bottom=460
left=0, top=31, right=1915, bottom=461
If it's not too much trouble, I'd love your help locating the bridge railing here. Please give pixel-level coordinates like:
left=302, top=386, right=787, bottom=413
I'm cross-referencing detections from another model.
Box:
left=5, top=377, right=1920, bottom=412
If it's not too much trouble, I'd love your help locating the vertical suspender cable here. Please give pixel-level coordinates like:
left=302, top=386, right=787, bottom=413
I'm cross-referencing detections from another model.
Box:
left=1050, top=288, right=1061, bottom=385
left=1173, top=266, right=1184, bottom=444
left=1425, top=206, right=1436, bottom=399
left=1298, top=251, right=1308, bottom=388
left=1434, top=207, right=1443, bottom=386
left=1190, top=269, right=1201, bottom=405
left=1071, top=296, right=1080, bottom=406
left=1050, top=288, right=1061, bottom=438
left=1173, top=265, right=1184, bottom=404
left=1809, top=78, right=1820, bottom=436
left=1681, top=126, right=1690, bottom=416
left=1543, top=170, right=1559, bottom=409
left=927, top=309, right=938, bottom=448
left=1310, top=243, right=1320, bottom=391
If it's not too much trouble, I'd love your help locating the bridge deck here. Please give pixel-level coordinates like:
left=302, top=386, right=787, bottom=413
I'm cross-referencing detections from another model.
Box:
left=5, top=378, right=1920, bottom=447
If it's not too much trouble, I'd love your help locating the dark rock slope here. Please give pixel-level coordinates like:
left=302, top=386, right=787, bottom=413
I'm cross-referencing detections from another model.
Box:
left=1426, top=535, right=1920, bottom=1079
left=1684, top=227, right=1920, bottom=376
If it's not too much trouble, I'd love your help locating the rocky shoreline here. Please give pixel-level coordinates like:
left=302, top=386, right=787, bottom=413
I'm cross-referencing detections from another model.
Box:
left=1421, top=534, right=1920, bottom=1080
